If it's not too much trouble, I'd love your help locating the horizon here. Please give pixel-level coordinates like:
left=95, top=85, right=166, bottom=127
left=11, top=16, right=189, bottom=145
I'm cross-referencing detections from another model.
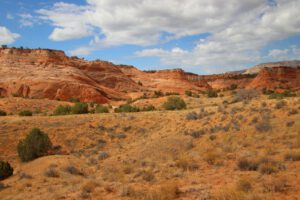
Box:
left=1, top=0, right=300, bottom=75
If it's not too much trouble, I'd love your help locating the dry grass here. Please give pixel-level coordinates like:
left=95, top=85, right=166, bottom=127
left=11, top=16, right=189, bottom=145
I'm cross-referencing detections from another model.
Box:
left=0, top=95, right=299, bottom=199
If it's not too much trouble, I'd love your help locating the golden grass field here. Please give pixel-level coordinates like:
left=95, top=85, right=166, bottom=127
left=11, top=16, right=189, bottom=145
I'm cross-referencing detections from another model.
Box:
left=0, top=94, right=300, bottom=200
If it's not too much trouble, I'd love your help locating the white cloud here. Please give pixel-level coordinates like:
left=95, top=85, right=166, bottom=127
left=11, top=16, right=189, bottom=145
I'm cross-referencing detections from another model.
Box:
left=36, top=0, right=300, bottom=72
left=0, top=26, right=20, bottom=45
left=268, top=49, right=289, bottom=58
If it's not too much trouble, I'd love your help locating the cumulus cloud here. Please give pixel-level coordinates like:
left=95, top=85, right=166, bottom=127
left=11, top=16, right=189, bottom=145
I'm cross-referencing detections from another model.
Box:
left=36, top=0, right=300, bottom=72
left=0, top=26, right=20, bottom=45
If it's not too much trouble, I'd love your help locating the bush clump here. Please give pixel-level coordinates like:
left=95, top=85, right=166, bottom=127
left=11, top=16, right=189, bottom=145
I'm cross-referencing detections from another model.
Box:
left=163, top=96, right=186, bottom=110
left=17, top=128, right=52, bottom=162
left=185, top=90, right=193, bottom=97
left=95, top=104, right=109, bottom=113
left=206, top=90, right=218, bottom=98
left=68, top=97, right=80, bottom=103
left=71, top=102, right=89, bottom=114
left=115, top=104, right=140, bottom=113
left=19, top=110, right=33, bottom=116
left=53, top=105, right=71, bottom=115
left=0, top=110, right=7, bottom=116
left=141, top=105, right=156, bottom=112
left=0, top=161, right=13, bottom=180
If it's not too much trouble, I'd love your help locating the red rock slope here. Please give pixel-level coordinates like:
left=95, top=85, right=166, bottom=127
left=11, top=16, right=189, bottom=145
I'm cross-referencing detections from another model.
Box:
left=119, top=66, right=211, bottom=93
left=0, top=48, right=140, bottom=103
left=247, top=66, right=300, bottom=90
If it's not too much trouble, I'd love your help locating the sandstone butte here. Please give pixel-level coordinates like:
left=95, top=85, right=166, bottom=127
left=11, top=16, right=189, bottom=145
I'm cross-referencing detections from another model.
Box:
left=0, top=48, right=299, bottom=103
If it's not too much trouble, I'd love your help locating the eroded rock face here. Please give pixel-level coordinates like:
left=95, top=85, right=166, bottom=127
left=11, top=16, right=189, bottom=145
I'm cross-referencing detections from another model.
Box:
left=244, top=60, right=300, bottom=74
left=120, top=67, right=211, bottom=93
left=0, top=48, right=140, bottom=103
left=248, top=67, right=300, bottom=90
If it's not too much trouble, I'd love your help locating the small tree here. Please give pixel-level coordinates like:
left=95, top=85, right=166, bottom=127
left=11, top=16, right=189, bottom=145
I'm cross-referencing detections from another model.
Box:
left=17, top=128, right=52, bottom=162
left=0, top=161, right=13, bottom=180
left=71, top=103, right=89, bottom=114
left=163, top=96, right=186, bottom=110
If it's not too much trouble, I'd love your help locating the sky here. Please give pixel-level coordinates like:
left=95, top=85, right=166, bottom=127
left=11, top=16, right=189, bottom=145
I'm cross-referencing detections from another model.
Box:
left=0, top=0, right=300, bottom=74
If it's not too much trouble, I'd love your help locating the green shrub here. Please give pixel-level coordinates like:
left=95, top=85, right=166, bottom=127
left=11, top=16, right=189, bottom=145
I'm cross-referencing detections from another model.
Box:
left=17, top=128, right=52, bottom=162
left=71, top=103, right=89, bottom=114
left=95, top=105, right=109, bottom=113
left=0, top=161, right=13, bottom=180
left=19, top=110, right=33, bottom=116
left=185, top=90, right=193, bottom=97
left=268, top=90, right=296, bottom=99
left=115, top=104, right=140, bottom=113
left=163, top=96, right=186, bottom=110
left=0, top=110, right=7, bottom=116
left=207, top=90, right=218, bottom=98
left=53, top=105, right=71, bottom=115
left=141, top=105, right=155, bottom=112
left=68, top=97, right=80, bottom=103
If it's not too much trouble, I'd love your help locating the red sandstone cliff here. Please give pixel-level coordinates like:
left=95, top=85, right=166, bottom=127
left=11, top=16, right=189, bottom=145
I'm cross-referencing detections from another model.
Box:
left=247, top=66, right=300, bottom=90
left=0, top=48, right=140, bottom=103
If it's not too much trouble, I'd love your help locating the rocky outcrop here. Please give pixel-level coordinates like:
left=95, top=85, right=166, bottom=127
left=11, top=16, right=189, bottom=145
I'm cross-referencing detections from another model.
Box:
left=0, top=48, right=140, bottom=103
left=244, top=60, right=300, bottom=74
left=119, top=67, right=211, bottom=93
left=247, top=66, right=300, bottom=90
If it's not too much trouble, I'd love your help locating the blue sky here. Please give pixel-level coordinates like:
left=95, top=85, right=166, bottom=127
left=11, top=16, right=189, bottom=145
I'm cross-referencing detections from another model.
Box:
left=1, top=0, right=300, bottom=74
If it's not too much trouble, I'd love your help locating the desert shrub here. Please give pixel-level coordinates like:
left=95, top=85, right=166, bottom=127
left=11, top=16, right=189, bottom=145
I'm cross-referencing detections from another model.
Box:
left=237, top=157, right=259, bottom=171
left=186, top=111, right=198, bottom=120
left=189, top=130, right=205, bottom=138
left=53, top=105, right=71, bottom=115
left=275, top=100, right=286, bottom=109
left=44, top=166, right=59, bottom=178
left=287, top=109, right=298, bottom=116
left=284, top=151, right=300, bottom=161
left=0, top=110, right=7, bottom=116
left=0, top=161, right=13, bottom=180
left=236, top=178, right=252, bottom=193
left=71, top=102, right=89, bottom=114
left=138, top=81, right=143, bottom=86
left=229, top=84, right=238, bottom=90
left=19, top=110, right=33, bottom=116
left=207, top=90, right=218, bottom=98
left=258, top=159, right=284, bottom=175
left=163, top=96, right=186, bottom=110
left=115, top=104, right=140, bottom=113
left=141, top=170, right=155, bottom=182
left=234, top=89, right=259, bottom=101
left=95, top=104, right=109, bottom=113
left=68, top=97, right=80, bottom=102
left=99, top=152, right=109, bottom=160
left=255, top=114, right=271, bottom=132
left=141, top=105, right=156, bottom=112
left=64, top=165, right=84, bottom=176
left=17, top=128, right=52, bottom=162
left=268, top=90, right=296, bottom=99
left=185, top=90, right=193, bottom=97
left=286, top=121, right=295, bottom=127
left=153, top=90, right=164, bottom=98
